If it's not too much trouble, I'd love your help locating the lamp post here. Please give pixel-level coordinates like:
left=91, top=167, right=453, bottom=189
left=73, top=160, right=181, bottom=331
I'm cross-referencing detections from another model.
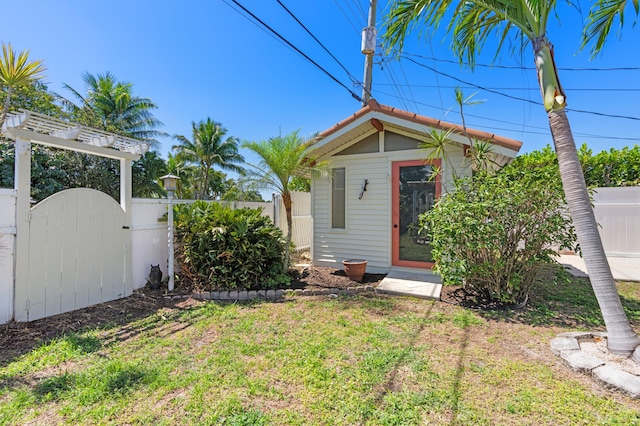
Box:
left=160, top=174, right=179, bottom=292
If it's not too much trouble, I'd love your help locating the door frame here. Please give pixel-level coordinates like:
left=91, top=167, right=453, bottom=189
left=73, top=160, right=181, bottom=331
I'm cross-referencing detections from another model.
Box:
left=391, top=159, right=441, bottom=268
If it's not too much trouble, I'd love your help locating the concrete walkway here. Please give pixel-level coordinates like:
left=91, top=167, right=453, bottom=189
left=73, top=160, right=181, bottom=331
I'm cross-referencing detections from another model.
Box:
left=374, top=254, right=639, bottom=301
left=376, top=269, right=442, bottom=300
left=557, top=254, right=640, bottom=282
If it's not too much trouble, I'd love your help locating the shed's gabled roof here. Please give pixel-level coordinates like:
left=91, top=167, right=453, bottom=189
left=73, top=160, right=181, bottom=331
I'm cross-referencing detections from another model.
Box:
left=311, top=99, right=523, bottom=159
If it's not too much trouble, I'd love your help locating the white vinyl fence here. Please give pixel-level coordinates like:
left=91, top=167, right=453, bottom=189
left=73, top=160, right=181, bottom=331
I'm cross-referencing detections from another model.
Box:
left=131, top=198, right=275, bottom=289
left=593, top=187, right=640, bottom=257
left=0, top=189, right=16, bottom=324
left=274, top=191, right=312, bottom=251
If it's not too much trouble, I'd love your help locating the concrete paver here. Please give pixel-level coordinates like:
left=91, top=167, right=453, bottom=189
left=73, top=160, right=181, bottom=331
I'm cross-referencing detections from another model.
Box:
left=376, top=269, right=442, bottom=300
left=558, top=254, right=640, bottom=282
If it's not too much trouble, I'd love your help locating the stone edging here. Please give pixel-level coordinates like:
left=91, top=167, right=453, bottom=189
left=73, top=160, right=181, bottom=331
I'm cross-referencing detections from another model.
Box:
left=550, top=331, right=640, bottom=399
left=164, top=285, right=376, bottom=302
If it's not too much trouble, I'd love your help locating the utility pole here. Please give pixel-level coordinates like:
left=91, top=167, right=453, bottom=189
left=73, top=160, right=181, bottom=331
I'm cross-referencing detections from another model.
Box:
left=361, top=0, right=377, bottom=106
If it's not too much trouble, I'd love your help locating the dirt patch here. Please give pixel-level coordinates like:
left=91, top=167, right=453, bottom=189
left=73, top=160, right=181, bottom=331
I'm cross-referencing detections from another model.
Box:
left=288, top=265, right=386, bottom=290
left=0, top=265, right=386, bottom=364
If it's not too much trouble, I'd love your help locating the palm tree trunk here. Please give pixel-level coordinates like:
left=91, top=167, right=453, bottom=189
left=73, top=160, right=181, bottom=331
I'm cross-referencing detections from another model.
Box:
left=0, top=86, right=14, bottom=129
left=202, top=165, right=210, bottom=200
left=282, top=191, right=293, bottom=269
left=548, top=108, right=638, bottom=355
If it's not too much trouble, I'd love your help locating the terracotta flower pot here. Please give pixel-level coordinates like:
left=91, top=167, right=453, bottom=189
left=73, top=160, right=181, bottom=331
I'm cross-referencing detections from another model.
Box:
left=343, top=259, right=367, bottom=282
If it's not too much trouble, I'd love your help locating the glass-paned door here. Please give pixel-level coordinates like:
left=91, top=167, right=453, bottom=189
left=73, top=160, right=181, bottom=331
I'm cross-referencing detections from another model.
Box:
left=391, top=160, right=440, bottom=268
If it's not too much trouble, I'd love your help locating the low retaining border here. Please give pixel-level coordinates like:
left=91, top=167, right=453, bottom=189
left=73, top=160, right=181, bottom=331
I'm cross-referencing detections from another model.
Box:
left=165, top=285, right=377, bottom=302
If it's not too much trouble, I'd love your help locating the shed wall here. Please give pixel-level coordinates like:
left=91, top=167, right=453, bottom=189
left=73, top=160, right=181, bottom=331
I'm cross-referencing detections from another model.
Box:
left=312, top=130, right=464, bottom=273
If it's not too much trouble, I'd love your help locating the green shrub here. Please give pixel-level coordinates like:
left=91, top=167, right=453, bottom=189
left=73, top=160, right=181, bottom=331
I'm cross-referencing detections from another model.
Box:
left=422, top=162, right=577, bottom=306
left=174, top=201, right=289, bottom=290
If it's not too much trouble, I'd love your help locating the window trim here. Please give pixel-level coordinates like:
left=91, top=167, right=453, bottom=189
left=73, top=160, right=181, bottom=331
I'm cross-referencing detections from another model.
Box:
left=331, top=167, right=346, bottom=230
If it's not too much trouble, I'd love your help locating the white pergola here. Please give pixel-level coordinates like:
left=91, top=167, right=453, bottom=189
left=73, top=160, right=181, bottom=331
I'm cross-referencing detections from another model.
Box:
left=2, top=110, right=151, bottom=318
left=1, top=109, right=150, bottom=214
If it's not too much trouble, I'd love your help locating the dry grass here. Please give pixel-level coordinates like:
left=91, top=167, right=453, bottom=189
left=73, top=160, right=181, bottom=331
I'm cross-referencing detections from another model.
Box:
left=1, top=275, right=639, bottom=425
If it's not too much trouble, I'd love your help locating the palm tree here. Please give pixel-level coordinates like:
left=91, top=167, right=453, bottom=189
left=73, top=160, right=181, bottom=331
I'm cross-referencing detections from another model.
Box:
left=243, top=130, right=324, bottom=269
left=166, top=153, right=198, bottom=199
left=0, top=42, right=46, bottom=128
left=172, top=118, right=244, bottom=200
left=582, top=0, right=639, bottom=57
left=384, top=0, right=639, bottom=356
left=132, top=150, right=168, bottom=198
left=61, top=71, right=164, bottom=143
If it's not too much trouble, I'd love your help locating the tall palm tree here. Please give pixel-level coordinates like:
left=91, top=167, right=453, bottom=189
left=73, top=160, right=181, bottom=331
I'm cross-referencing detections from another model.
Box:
left=384, top=0, right=638, bottom=355
left=0, top=42, right=46, bottom=128
left=61, top=71, right=164, bottom=143
left=172, top=118, right=244, bottom=200
left=243, top=130, right=324, bottom=269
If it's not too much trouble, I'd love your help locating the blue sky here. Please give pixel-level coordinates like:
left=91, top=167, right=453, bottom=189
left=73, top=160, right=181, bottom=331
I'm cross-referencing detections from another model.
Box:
left=4, top=1, right=639, bottom=177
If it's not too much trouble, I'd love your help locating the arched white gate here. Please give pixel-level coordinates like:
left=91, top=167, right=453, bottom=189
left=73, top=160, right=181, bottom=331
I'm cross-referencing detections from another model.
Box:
left=3, top=110, right=147, bottom=322
left=15, top=188, right=130, bottom=321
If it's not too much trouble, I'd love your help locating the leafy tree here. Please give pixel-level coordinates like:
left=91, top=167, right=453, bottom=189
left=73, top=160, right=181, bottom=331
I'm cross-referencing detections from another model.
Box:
left=0, top=81, right=63, bottom=120
left=0, top=144, right=68, bottom=201
left=132, top=151, right=168, bottom=198
left=221, top=177, right=265, bottom=202
left=384, top=0, right=638, bottom=355
left=424, top=164, right=576, bottom=306
left=59, top=153, right=121, bottom=200
left=173, top=118, right=244, bottom=200
left=514, top=144, right=640, bottom=188
left=289, top=176, right=311, bottom=192
left=61, top=71, right=164, bottom=144
left=0, top=42, right=46, bottom=128
left=243, top=130, right=324, bottom=268
left=581, top=145, right=640, bottom=187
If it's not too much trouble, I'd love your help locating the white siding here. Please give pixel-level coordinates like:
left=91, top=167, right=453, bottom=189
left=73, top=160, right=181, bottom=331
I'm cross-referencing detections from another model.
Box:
left=312, top=129, right=471, bottom=273
left=314, top=155, right=391, bottom=273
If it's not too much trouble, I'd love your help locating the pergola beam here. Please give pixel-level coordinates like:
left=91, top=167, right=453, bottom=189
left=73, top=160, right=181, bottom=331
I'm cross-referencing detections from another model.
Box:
left=6, top=128, right=141, bottom=160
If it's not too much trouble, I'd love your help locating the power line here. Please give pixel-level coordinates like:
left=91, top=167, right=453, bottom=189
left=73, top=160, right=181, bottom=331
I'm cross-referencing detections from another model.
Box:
left=374, top=83, right=640, bottom=92
left=224, top=0, right=362, bottom=102
left=332, top=0, right=361, bottom=34
left=402, top=55, right=640, bottom=122
left=398, top=60, right=420, bottom=112
left=403, top=52, right=640, bottom=72
left=371, top=88, right=640, bottom=142
left=275, top=0, right=358, bottom=84
left=350, top=0, right=367, bottom=22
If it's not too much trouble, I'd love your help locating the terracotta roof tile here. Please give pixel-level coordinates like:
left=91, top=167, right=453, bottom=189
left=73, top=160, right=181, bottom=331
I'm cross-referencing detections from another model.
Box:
left=317, top=99, right=522, bottom=151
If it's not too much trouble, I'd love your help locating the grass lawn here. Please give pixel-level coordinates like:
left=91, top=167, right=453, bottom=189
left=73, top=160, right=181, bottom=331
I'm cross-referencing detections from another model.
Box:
left=1, top=275, right=639, bottom=425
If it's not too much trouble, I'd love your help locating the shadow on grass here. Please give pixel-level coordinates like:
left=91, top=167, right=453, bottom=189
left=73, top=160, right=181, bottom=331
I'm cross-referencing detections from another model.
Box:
left=479, top=270, right=640, bottom=330
left=0, top=292, right=215, bottom=368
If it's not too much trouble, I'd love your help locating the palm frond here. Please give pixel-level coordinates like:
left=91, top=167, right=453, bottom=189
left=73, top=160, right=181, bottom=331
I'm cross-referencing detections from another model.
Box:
left=582, top=0, right=638, bottom=57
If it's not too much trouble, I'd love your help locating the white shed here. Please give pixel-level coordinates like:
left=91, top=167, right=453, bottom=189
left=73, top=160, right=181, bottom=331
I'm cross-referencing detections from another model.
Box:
left=310, top=99, right=523, bottom=274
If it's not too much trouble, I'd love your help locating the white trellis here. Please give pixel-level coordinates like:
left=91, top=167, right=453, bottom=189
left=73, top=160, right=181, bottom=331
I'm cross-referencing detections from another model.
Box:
left=2, top=109, right=149, bottom=321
